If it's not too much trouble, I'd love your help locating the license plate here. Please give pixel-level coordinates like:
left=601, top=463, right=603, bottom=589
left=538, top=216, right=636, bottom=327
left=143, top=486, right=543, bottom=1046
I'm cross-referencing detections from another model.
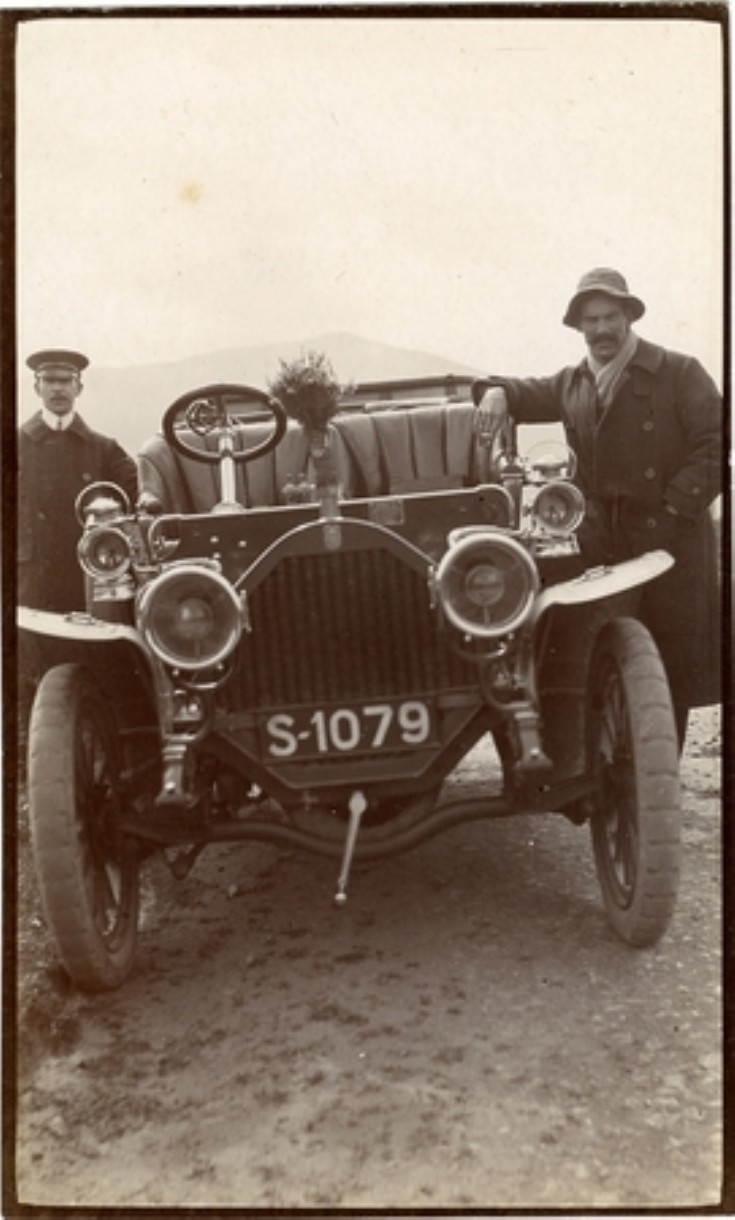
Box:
left=261, top=699, right=436, bottom=760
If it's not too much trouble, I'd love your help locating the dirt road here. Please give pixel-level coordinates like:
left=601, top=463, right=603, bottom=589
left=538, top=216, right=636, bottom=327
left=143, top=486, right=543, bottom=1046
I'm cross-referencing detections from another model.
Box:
left=13, top=707, right=722, bottom=1210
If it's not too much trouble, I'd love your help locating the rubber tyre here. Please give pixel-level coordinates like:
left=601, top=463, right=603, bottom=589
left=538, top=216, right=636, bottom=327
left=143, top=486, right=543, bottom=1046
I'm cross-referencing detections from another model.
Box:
left=587, top=618, right=681, bottom=947
left=27, top=664, right=139, bottom=990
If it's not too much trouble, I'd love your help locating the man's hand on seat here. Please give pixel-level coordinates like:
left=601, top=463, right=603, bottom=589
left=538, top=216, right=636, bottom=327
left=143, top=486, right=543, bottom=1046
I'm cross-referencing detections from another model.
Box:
left=475, top=386, right=513, bottom=451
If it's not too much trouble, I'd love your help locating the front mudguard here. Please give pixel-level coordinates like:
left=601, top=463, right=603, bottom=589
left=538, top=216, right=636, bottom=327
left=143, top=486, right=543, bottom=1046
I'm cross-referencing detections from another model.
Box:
left=529, top=550, right=674, bottom=780
left=17, top=607, right=160, bottom=758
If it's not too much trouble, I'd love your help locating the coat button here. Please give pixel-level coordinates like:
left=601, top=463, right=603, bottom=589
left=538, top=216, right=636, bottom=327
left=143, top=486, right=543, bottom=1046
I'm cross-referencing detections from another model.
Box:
left=644, top=467, right=656, bottom=479
left=647, top=517, right=657, bottom=528
left=642, top=420, right=654, bottom=431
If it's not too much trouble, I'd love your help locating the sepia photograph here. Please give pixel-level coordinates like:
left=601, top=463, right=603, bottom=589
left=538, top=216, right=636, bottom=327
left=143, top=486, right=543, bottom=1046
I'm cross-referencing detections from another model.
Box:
left=6, top=5, right=727, bottom=1212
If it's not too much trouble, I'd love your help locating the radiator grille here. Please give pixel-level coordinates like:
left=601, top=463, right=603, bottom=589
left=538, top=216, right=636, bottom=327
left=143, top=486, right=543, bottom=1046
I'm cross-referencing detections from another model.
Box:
left=232, top=549, right=475, bottom=707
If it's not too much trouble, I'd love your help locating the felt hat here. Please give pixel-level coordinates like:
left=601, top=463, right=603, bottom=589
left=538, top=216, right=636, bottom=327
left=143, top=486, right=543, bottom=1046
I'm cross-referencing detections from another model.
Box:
left=563, top=268, right=645, bottom=329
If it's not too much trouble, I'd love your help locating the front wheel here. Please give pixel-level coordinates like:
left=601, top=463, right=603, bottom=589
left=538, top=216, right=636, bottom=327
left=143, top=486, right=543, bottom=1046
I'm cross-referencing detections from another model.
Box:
left=587, top=618, right=681, bottom=947
left=27, top=664, right=140, bottom=990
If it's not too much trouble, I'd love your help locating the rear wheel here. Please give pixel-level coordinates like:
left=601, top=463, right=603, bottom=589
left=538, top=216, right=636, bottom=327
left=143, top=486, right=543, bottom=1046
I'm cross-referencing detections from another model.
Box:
left=28, top=664, right=139, bottom=990
left=587, top=618, right=680, bottom=947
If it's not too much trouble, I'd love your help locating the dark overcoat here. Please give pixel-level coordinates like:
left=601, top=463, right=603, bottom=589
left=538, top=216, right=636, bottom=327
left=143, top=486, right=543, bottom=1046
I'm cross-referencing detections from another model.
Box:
left=18, top=411, right=139, bottom=612
left=473, top=338, right=723, bottom=708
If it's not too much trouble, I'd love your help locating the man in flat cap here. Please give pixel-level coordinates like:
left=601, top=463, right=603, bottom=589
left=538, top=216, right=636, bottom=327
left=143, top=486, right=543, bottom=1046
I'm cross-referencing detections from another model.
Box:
left=473, top=268, right=722, bottom=750
left=18, top=349, right=138, bottom=612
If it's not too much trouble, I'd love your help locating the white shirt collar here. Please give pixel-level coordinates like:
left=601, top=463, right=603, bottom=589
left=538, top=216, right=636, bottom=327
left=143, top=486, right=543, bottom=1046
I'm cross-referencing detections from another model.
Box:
left=41, top=407, right=76, bottom=432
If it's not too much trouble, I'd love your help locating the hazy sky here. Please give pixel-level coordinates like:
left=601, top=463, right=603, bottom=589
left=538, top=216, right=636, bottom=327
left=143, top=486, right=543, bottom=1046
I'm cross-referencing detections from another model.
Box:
left=16, top=14, right=724, bottom=388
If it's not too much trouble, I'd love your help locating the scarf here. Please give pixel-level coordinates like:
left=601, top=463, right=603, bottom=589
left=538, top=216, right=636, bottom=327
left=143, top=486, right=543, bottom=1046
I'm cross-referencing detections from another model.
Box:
left=588, top=329, right=638, bottom=409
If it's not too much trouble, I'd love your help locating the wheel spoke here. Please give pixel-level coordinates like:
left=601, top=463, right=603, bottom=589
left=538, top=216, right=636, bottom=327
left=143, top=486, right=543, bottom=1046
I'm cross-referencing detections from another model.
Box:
left=611, top=798, right=638, bottom=892
left=75, top=721, right=96, bottom=788
left=599, top=673, right=625, bottom=762
left=74, top=709, right=128, bottom=941
left=93, top=863, right=120, bottom=936
left=595, top=664, right=639, bottom=903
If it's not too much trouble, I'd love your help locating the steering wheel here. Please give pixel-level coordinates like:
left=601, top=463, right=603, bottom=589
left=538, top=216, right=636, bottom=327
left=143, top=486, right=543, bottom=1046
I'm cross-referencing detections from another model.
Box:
left=162, top=383, right=288, bottom=465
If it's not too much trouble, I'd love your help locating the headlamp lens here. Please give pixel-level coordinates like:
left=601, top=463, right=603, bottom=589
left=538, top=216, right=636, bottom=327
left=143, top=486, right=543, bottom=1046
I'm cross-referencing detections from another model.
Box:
left=465, top=564, right=506, bottom=608
left=176, top=596, right=215, bottom=641
left=532, top=481, right=585, bottom=535
left=436, top=534, right=539, bottom=638
left=78, top=526, right=131, bottom=580
left=139, top=566, right=242, bottom=670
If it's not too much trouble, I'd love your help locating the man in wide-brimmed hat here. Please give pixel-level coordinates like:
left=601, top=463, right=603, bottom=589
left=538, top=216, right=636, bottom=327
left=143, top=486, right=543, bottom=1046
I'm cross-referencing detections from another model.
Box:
left=472, top=268, right=722, bottom=750
left=18, top=348, right=138, bottom=612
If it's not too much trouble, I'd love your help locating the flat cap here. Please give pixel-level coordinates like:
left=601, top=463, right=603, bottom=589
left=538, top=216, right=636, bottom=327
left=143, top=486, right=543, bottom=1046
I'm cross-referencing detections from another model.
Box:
left=563, top=268, right=645, bottom=329
left=26, top=348, right=89, bottom=373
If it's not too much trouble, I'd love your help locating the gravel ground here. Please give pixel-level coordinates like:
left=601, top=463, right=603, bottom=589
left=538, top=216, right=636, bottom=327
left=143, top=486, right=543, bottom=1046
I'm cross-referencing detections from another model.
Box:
left=10, top=706, right=724, bottom=1211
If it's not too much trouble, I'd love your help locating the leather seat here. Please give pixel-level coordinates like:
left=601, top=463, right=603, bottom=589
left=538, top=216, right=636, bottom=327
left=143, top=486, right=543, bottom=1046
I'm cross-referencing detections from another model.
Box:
left=138, top=402, right=484, bottom=512
left=138, top=420, right=311, bottom=512
left=333, top=403, right=480, bottom=496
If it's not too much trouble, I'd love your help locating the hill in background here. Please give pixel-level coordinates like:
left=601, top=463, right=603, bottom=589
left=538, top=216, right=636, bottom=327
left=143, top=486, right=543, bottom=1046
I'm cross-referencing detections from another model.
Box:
left=19, top=332, right=484, bottom=455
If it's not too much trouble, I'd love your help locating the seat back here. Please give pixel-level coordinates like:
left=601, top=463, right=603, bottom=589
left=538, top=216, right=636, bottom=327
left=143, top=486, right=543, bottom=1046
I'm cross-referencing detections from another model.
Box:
left=331, top=402, right=481, bottom=497
left=138, top=402, right=484, bottom=513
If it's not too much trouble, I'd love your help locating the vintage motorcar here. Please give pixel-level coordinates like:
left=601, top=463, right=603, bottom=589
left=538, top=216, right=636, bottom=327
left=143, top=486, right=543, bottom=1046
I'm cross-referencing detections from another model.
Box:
left=19, top=379, right=682, bottom=991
